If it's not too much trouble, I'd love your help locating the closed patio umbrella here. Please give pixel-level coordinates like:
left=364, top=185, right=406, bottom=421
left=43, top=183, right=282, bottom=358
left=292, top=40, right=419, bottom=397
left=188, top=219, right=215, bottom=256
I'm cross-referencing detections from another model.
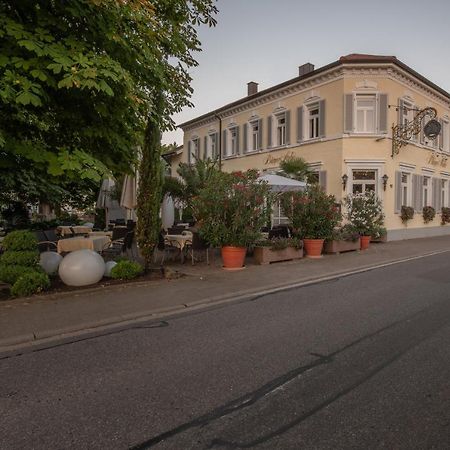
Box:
left=257, top=173, right=306, bottom=192
left=96, top=178, right=116, bottom=225
left=161, top=195, right=175, bottom=230
left=120, top=174, right=138, bottom=220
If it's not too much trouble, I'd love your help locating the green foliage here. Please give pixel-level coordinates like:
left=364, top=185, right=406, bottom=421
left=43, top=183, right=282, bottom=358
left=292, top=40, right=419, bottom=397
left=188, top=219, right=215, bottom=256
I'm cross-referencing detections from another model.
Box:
left=281, top=185, right=341, bottom=239
left=344, top=191, right=384, bottom=236
left=192, top=170, right=273, bottom=248
left=2, top=230, right=37, bottom=251
left=1, top=0, right=217, bottom=208
left=400, top=205, right=414, bottom=224
left=0, top=264, right=36, bottom=285
left=278, top=156, right=312, bottom=182
left=422, top=206, right=436, bottom=223
left=330, top=224, right=360, bottom=242
left=258, top=237, right=303, bottom=251
left=441, top=207, right=450, bottom=225
left=372, top=225, right=387, bottom=240
left=110, top=260, right=143, bottom=280
left=0, top=250, right=39, bottom=267
left=11, top=271, right=50, bottom=297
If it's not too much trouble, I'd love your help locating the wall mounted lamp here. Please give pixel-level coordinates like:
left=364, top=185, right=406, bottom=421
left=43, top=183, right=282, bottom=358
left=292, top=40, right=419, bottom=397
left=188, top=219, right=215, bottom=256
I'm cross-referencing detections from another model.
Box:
left=342, top=174, right=348, bottom=191
left=382, top=174, right=389, bottom=191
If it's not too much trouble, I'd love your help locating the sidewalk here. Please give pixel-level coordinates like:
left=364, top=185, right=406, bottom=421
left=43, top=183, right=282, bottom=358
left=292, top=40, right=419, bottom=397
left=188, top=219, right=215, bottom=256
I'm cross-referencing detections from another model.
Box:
left=1, top=235, right=450, bottom=350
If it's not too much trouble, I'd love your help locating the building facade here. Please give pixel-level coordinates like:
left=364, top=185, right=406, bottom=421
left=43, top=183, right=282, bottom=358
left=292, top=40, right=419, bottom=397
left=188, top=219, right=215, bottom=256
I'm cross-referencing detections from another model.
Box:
left=178, top=54, right=450, bottom=240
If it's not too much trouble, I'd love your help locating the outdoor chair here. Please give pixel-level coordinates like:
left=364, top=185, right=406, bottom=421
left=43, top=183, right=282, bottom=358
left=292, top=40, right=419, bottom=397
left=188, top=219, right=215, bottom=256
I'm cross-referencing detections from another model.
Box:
left=111, top=226, right=129, bottom=241
left=154, top=232, right=181, bottom=265
left=126, top=220, right=136, bottom=230
left=167, top=226, right=186, bottom=235
left=34, top=230, right=58, bottom=253
left=269, top=225, right=291, bottom=239
left=185, top=232, right=209, bottom=265
left=101, top=231, right=134, bottom=261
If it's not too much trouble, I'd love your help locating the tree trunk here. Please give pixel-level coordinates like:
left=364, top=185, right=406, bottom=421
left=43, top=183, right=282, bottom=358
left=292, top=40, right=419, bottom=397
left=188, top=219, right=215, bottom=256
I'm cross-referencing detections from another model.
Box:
left=137, top=96, right=164, bottom=270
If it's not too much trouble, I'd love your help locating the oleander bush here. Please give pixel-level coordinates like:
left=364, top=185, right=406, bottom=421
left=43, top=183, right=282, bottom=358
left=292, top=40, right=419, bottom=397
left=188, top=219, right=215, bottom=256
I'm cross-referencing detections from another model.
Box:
left=423, top=206, right=436, bottom=224
left=110, top=260, right=144, bottom=280
left=441, top=207, right=450, bottom=225
left=11, top=272, right=50, bottom=297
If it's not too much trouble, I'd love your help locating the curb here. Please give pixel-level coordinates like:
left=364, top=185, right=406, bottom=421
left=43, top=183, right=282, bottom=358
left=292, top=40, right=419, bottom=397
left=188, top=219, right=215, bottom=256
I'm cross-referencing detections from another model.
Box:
left=1, top=248, right=449, bottom=353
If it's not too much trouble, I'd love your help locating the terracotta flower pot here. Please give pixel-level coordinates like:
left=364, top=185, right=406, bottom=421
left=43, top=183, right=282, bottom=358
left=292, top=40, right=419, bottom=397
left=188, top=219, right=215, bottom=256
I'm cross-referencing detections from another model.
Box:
left=360, top=235, right=371, bottom=250
left=221, top=246, right=246, bottom=269
left=303, top=239, right=325, bottom=258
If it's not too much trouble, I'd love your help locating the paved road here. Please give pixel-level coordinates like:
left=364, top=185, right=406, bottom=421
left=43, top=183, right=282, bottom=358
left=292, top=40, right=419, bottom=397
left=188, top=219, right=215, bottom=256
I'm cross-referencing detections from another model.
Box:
left=1, top=252, right=450, bottom=449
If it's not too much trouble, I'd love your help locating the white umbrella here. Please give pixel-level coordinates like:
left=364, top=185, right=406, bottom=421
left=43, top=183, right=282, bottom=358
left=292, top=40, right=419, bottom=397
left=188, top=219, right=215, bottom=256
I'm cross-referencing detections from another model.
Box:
left=120, top=174, right=137, bottom=220
left=258, top=173, right=306, bottom=192
left=161, top=195, right=175, bottom=230
left=96, top=178, right=116, bottom=225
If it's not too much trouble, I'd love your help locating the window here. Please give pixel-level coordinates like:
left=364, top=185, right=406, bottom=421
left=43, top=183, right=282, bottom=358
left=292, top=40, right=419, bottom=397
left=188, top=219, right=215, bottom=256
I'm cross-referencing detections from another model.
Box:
left=308, top=103, right=320, bottom=139
left=423, top=176, right=431, bottom=207
left=276, top=114, right=286, bottom=146
left=250, top=121, right=259, bottom=151
left=401, top=172, right=410, bottom=206
left=272, top=200, right=289, bottom=226
left=208, top=133, right=216, bottom=159
left=308, top=172, right=319, bottom=184
left=230, top=128, right=237, bottom=155
left=355, top=95, right=376, bottom=133
left=442, top=179, right=448, bottom=207
left=352, top=170, right=376, bottom=195
left=189, top=138, right=199, bottom=162
left=401, top=100, right=417, bottom=142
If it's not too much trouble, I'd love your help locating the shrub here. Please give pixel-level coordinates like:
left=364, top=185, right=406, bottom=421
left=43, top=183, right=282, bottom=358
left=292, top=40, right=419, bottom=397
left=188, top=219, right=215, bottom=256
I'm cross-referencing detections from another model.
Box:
left=2, top=230, right=38, bottom=251
left=344, top=191, right=384, bottom=236
left=258, top=237, right=303, bottom=251
left=423, top=206, right=436, bottom=224
left=281, top=185, right=341, bottom=239
left=372, top=225, right=387, bottom=240
left=330, top=224, right=360, bottom=242
left=441, top=207, right=450, bottom=225
left=0, top=265, right=37, bottom=285
left=11, top=272, right=50, bottom=297
left=400, top=206, right=414, bottom=224
left=110, top=260, right=143, bottom=280
left=0, top=250, right=39, bottom=267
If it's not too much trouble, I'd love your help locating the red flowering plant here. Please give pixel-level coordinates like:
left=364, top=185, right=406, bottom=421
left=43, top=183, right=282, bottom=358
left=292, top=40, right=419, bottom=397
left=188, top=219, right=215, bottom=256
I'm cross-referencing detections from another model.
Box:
left=280, top=185, right=341, bottom=239
left=192, top=170, right=273, bottom=248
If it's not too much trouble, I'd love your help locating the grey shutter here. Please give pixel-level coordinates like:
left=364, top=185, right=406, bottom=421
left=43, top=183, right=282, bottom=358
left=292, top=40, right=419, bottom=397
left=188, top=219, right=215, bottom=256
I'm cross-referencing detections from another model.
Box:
left=258, top=119, right=263, bottom=150
left=203, top=136, right=208, bottom=159
left=297, top=106, right=303, bottom=142
left=395, top=171, right=402, bottom=213
left=243, top=123, right=248, bottom=153
left=439, top=119, right=444, bottom=150
left=319, top=99, right=326, bottom=137
left=196, top=138, right=201, bottom=160
left=319, top=170, right=327, bottom=192
left=267, top=116, right=272, bottom=148
left=398, top=98, right=405, bottom=127
left=222, top=129, right=227, bottom=157
left=285, top=110, right=291, bottom=145
left=235, top=126, right=240, bottom=155
left=378, top=94, right=388, bottom=133
left=188, top=140, right=192, bottom=164
left=418, top=175, right=424, bottom=211
left=447, top=179, right=450, bottom=208
left=214, top=132, right=219, bottom=158
left=433, top=178, right=442, bottom=212
left=412, top=174, right=423, bottom=212
left=344, top=94, right=353, bottom=133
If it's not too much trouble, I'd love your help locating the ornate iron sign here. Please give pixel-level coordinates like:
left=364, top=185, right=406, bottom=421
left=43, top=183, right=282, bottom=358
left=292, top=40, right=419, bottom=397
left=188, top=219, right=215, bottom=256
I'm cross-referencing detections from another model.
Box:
left=392, top=106, right=440, bottom=157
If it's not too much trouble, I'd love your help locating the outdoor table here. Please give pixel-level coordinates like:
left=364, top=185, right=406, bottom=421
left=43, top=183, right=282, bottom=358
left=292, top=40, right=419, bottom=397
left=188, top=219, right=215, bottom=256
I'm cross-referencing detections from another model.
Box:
left=57, top=225, right=92, bottom=236
left=57, top=226, right=73, bottom=237
left=165, top=234, right=192, bottom=263
left=57, top=235, right=110, bottom=254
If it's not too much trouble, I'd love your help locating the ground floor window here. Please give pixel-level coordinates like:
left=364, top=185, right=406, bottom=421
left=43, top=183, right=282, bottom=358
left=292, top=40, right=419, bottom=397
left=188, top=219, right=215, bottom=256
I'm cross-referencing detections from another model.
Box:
left=352, top=170, right=376, bottom=194
left=441, top=179, right=448, bottom=207
left=423, top=176, right=431, bottom=207
left=272, top=200, right=289, bottom=226
left=401, top=172, right=410, bottom=206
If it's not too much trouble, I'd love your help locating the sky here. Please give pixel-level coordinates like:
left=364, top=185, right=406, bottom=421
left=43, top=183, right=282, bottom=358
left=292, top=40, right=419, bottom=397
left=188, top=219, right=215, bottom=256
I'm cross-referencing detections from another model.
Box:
left=162, top=0, right=450, bottom=146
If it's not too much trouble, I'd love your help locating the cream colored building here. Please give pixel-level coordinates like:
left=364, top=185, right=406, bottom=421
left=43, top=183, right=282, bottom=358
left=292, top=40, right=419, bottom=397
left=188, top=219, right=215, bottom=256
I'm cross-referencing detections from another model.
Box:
left=178, top=54, right=450, bottom=240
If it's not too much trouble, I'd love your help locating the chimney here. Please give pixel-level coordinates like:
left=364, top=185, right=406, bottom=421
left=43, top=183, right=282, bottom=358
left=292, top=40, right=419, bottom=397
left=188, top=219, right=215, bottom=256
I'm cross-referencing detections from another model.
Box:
left=298, top=63, right=315, bottom=77
left=247, top=81, right=258, bottom=96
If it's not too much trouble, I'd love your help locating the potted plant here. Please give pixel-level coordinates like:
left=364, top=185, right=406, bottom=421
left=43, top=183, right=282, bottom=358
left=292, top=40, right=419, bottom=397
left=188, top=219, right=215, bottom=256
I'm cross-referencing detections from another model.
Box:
left=281, top=185, right=340, bottom=258
left=400, top=205, right=414, bottom=225
left=344, top=191, right=384, bottom=250
left=371, top=225, right=387, bottom=243
left=253, top=237, right=303, bottom=264
left=192, top=169, right=272, bottom=269
left=423, top=206, right=436, bottom=224
left=324, top=224, right=360, bottom=254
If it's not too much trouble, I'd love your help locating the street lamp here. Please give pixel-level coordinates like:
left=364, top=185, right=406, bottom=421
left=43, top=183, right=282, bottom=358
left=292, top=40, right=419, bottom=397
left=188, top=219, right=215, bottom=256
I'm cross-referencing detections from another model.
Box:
left=392, top=106, right=441, bottom=157
left=342, top=174, right=348, bottom=191
left=381, top=174, right=389, bottom=191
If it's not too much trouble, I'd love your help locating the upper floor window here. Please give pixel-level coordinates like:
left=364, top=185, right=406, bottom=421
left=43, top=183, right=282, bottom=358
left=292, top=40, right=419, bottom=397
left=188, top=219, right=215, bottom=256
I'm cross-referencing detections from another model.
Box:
left=276, top=113, right=286, bottom=146
left=208, top=133, right=217, bottom=159
left=230, top=127, right=238, bottom=155
left=188, top=137, right=200, bottom=163
left=308, top=103, right=320, bottom=139
left=355, top=94, right=376, bottom=133
left=441, top=120, right=449, bottom=153
left=250, top=120, right=259, bottom=151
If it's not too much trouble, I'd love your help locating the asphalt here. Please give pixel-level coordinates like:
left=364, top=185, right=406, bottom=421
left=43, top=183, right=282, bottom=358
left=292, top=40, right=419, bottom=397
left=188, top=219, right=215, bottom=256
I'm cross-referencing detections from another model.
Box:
left=0, top=251, right=449, bottom=449
left=1, top=235, right=450, bottom=351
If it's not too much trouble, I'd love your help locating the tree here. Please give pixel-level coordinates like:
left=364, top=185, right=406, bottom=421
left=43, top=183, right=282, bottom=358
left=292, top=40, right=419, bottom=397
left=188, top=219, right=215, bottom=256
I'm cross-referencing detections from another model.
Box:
left=0, top=0, right=217, bottom=212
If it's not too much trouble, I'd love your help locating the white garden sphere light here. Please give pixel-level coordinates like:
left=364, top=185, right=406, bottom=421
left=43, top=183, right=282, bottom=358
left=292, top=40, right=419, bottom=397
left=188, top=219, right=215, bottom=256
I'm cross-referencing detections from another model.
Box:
left=58, top=250, right=105, bottom=287
left=83, top=222, right=94, bottom=228
left=40, top=251, right=63, bottom=274
left=104, top=260, right=117, bottom=277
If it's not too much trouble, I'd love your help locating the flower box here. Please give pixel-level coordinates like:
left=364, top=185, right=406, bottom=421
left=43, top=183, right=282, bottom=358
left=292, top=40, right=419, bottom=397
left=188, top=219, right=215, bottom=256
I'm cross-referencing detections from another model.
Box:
left=370, top=235, right=387, bottom=243
left=253, top=246, right=303, bottom=265
left=324, top=239, right=360, bottom=254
